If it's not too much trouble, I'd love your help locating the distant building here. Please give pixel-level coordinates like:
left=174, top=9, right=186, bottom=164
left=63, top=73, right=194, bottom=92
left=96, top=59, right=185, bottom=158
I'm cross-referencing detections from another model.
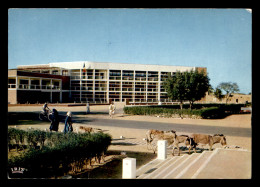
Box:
left=199, top=92, right=251, bottom=104
left=8, top=61, right=206, bottom=104
left=8, top=61, right=251, bottom=105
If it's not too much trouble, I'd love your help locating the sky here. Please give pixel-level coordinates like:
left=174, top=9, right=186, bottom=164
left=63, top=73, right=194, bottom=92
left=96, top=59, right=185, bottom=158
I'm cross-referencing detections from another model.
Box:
left=8, top=8, right=252, bottom=94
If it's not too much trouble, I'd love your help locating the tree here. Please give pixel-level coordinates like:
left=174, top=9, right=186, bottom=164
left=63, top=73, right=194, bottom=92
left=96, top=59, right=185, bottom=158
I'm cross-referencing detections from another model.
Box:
left=213, top=88, right=224, bottom=101
left=207, top=85, right=214, bottom=95
left=184, top=70, right=210, bottom=109
left=163, top=71, right=187, bottom=109
left=163, top=70, right=210, bottom=109
left=217, top=82, right=240, bottom=104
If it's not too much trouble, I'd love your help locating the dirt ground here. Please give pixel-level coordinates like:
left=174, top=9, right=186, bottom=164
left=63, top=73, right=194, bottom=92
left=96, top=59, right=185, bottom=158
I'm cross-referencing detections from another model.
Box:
left=8, top=104, right=252, bottom=151
left=8, top=104, right=252, bottom=178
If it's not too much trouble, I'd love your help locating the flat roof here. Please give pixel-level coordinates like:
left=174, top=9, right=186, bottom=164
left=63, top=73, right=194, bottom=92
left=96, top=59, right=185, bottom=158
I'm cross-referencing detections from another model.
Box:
left=17, top=64, right=50, bottom=69
left=50, top=61, right=198, bottom=72
left=16, top=61, right=206, bottom=72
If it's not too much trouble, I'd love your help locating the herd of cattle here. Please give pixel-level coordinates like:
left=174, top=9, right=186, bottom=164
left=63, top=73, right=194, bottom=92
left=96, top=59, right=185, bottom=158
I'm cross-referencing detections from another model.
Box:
left=145, top=129, right=227, bottom=156
left=78, top=125, right=227, bottom=156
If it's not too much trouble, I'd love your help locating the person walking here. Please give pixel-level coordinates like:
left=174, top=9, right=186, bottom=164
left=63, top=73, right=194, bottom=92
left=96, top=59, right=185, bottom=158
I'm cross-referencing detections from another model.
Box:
left=109, top=101, right=116, bottom=118
left=64, top=111, right=73, bottom=133
left=49, top=108, right=59, bottom=132
left=86, top=102, right=90, bottom=114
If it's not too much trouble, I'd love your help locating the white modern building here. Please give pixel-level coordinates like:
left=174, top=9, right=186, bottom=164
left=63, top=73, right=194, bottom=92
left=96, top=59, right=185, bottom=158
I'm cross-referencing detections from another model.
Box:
left=8, top=61, right=206, bottom=104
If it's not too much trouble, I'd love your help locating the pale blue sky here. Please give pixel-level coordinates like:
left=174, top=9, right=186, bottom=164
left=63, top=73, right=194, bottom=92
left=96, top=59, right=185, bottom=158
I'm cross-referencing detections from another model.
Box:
left=8, top=8, right=252, bottom=94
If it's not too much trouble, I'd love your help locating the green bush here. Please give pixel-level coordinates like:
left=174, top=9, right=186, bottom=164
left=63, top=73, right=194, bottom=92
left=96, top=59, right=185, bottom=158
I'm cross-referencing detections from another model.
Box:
left=8, top=128, right=112, bottom=178
left=199, top=107, right=226, bottom=119
left=8, top=128, right=27, bottom=151
left=218, top=104, right=243, bottom=114
left=124, top=106, right=227, bottom=119
left=26, top=129, right=42, bottom=148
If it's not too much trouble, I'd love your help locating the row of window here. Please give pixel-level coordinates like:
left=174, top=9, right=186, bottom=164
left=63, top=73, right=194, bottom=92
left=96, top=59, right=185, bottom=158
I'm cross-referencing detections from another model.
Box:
left=24, top=69, right=176, bottom=78
left=71, top=93, right=170, bottom=103
left=72, top=70, right=175, bottom=78
left=71, top=76, right=168, bottom=81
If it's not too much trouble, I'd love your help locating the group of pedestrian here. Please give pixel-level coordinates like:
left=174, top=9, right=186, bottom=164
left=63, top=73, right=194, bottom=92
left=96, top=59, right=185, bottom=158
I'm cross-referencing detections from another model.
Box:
left=41, top=101, right=116, bottom=133
left=42, top=103, right=73, bottom=133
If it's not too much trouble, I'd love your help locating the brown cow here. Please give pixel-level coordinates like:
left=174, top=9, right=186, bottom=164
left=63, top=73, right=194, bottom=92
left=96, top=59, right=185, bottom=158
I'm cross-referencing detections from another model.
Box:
left=171, top=134, right=192, bottom=156
left=189, top=133, right=227, bottom=153
left=146, top=129, right=176, bottom=154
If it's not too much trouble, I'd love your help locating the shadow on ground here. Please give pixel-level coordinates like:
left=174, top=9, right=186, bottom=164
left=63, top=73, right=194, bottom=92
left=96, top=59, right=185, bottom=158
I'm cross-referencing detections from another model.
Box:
left=8, top=112, right=48, bottom=125
left=73, top=150, right=157, bottom=179
left=7, top=111, right=95, bottom=126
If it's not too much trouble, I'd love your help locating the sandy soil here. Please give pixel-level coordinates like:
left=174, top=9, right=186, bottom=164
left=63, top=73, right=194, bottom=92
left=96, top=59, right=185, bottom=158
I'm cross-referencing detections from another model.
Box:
left=8, top=105, right=252, bottom=178
left=8, top=104, right=252, bottom=174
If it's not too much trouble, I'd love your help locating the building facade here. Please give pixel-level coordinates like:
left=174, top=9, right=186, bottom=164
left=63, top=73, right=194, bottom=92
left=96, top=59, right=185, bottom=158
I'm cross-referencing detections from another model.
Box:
left=8, top=61, right=206, bottom=104
left=200, top=92, right=251, bottom=104
left=8, top=68, right=70, bottom=104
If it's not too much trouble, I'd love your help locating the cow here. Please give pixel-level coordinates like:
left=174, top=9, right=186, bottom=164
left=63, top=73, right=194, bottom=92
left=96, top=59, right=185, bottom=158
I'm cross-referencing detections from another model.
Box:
left=189, top=133, right=227, bottom=153
left=171, top=134, right=193, bottom=156
left=146, top=129, right=176, bottom=154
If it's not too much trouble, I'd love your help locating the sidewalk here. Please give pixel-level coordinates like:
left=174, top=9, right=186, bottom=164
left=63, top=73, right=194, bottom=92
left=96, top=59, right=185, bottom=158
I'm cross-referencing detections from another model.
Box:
left=136, top=148, right=251, bottom=179
left=195, top=148, right=251, bottom=179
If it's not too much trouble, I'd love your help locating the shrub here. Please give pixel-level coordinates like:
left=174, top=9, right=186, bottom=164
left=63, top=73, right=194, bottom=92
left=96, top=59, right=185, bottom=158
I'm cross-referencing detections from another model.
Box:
left=8, top=128, right=27, bottom=152
left=26, top=129, right=41, bottom=149
left=8, top=128, right=19, bottom=148
left=123, top=106, right=228, bottom=119
left=8, top=129, right=112, bottom=178
left=199, top=107, right=226, bottom=119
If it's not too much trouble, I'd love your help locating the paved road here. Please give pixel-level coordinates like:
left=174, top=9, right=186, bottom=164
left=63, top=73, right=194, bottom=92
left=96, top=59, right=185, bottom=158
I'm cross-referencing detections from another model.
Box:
left=8, top=111, right=251, bottom=138
left=81, top=117, right=251, bottom=138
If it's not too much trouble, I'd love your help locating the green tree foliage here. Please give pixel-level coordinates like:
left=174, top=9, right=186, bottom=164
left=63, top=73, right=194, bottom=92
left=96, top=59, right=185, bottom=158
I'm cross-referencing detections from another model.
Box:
left=184, top=70, right=210, bottom=109
left=213, top=88, right=224, bottom=101
left=217, top=82, right=240, bottom=104
left=163, top=70, right=210, bottom=109
left=163, top=71, right=186, bottom=109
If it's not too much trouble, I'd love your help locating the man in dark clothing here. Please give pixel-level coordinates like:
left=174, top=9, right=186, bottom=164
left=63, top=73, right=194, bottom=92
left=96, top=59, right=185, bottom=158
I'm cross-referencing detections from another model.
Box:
left=49, top=108, right=59, bottom=132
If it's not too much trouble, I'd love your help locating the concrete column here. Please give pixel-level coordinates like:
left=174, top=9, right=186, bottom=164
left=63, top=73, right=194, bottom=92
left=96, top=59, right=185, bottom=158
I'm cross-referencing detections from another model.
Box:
left=106, top=69, right=109, bottom=103
left=68, top=70, right=72, bottom=99
left=145, top=71, right=148, bottom=102
left=60, top=80, right=62, bottom=102
left=157, top=140, right=167, bottom=160
left=122, top=157, right=136, bottom=179
left=29, top=78, right=31, bottom=89
left=15, top=76, right=18, bottom=89
left=40, top=78, right=42, bottom=90
left=120, top=70, right=122, bottom=102
left=93, top=69, right=95, bottom=102
left=80, top=69, right=82, bottom=102
left=50, top=79, right=53, bottom=103
left=133, top=70, right=136, bottom=103
left=158, top=71, right=161, bottom=102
